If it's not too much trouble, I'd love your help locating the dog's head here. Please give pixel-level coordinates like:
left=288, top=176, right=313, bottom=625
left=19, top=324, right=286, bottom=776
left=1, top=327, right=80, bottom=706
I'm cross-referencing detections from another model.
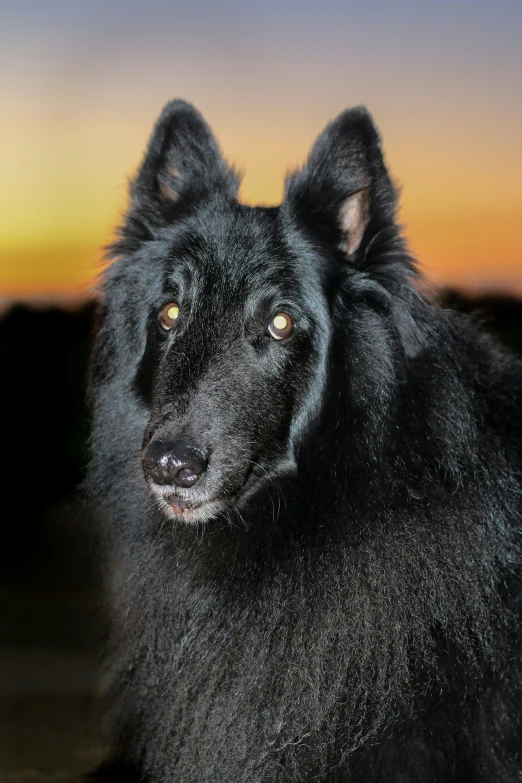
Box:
left=91, top=101, right=416, bottom=524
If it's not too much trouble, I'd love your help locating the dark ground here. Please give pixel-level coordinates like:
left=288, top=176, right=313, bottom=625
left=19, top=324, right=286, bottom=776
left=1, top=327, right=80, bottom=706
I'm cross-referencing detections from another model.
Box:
left=0, top=304, right=104, bottom=781
left=1, top=291, right=522, bottom=781
left=0, top=502, right=105, bottom=781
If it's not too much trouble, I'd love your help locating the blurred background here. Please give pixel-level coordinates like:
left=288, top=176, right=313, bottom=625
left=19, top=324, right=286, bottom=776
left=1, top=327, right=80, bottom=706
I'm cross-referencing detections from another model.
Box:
left=1, top=1, right=521, bottom=780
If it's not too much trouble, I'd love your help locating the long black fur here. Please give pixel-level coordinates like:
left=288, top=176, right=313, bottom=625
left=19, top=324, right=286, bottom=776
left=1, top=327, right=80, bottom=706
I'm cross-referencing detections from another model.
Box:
left=86, top=100, right=522, bottom=782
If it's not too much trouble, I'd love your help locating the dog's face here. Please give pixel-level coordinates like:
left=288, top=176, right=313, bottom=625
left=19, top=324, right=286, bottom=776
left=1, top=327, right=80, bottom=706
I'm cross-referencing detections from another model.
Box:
left=93, top=101, right=409, bottom=523
left=135, top=205, right=330, bottom=523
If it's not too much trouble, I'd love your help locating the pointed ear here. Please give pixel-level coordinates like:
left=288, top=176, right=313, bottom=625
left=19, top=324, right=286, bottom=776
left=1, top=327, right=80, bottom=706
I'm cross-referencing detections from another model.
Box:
left=114, top=100, right=239, bottom=252
left=284, top=107, right=398, bottom=262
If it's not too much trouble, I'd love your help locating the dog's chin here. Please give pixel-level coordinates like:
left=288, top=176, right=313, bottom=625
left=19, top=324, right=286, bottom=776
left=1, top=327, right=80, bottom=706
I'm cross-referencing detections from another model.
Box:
left=155, top=492, right=227, bottom=524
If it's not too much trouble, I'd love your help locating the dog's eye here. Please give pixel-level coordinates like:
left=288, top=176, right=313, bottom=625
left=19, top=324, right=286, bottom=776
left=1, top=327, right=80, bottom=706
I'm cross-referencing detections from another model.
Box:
left=268, top=313, right=293, bottom=340
left=159, top=302, right=180, bottom=330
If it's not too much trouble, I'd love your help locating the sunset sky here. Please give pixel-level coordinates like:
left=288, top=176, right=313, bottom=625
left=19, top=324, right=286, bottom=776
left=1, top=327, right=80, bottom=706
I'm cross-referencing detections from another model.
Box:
left=1, top=0, right=521, bottom=299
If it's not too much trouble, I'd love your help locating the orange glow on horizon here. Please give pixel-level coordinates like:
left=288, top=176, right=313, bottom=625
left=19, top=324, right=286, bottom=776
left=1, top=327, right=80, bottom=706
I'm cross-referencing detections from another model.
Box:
left=2, top=1, right=521, bottom=300
left=1, top=113, right=521, bottom=298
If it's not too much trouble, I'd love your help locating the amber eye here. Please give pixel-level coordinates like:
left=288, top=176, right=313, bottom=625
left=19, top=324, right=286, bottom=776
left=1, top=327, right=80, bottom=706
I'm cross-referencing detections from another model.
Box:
left=159, top=302, right=180, bottom=330
left=268, top=312, right=293, bottom=340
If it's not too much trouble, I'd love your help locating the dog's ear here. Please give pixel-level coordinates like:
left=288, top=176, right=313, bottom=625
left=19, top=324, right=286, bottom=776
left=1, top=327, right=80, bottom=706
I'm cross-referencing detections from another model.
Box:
left=114, top=101, right=239, bottom=253
left=284, top=107, right=399, bottom=264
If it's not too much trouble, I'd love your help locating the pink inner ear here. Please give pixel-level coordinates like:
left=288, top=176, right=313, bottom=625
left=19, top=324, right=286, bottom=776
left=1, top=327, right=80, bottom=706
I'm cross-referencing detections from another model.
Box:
left=339, top=189, right=371, bottom=256
left=158, top=161, right=182, bottom=202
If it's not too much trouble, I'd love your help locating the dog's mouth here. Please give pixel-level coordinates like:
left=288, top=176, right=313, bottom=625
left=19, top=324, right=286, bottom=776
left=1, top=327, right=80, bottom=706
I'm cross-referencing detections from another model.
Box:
left=151, top=489, right=224, bottom=523
left=165, top=495, right=197, bottom=516
left=147, top=463, right=260, bottom=525
left=148, top=460, right=292, bottom=526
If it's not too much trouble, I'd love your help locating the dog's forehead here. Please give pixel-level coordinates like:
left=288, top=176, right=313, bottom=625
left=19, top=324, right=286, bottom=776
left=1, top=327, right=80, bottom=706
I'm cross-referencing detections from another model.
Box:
left=163, top=204, right=312, bottom=297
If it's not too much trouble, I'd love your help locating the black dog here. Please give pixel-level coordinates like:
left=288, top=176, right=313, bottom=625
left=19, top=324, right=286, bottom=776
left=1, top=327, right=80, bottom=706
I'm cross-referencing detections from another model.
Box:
left=86, top=101, right=522, bottom=782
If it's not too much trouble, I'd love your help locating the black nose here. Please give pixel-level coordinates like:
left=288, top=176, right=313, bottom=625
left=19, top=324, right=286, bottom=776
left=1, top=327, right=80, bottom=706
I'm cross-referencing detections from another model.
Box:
left=142, top=439, right=208, bottom=488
